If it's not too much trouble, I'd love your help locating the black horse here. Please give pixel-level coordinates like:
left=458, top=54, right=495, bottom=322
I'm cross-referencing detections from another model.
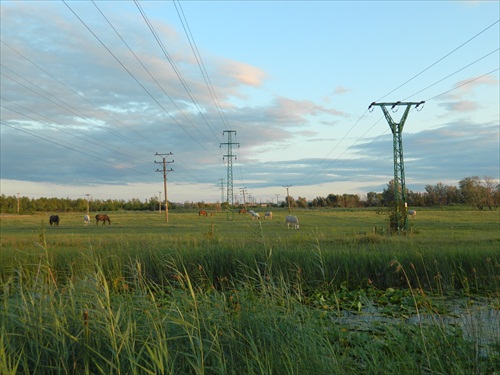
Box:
left=95, top=214, right=111, bottom=225
left=49, top=215, right=60, bottom=226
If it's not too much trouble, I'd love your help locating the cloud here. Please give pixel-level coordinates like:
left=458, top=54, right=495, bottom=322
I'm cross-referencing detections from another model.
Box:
left=438, top=100, right=480, bottom=112
left=222, top=61, right=267, bottom=87
left=435, top=74, right=498, bottom=114
left=333, top=86, right=351, bottom=95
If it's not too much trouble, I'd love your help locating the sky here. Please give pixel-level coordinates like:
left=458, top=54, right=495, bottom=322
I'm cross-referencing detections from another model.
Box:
left=1, top=1, right=499, bottom=204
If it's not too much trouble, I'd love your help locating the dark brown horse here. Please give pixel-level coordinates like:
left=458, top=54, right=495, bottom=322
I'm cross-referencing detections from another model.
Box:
left=95, top=214, right=111, bottom=225
left=49, top=215, right=59, bottom=226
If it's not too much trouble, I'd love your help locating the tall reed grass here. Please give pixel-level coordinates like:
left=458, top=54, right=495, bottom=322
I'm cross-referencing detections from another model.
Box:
left=1, top=211, right=498, bottom=374
left=1, top=239, right=498, bottom=374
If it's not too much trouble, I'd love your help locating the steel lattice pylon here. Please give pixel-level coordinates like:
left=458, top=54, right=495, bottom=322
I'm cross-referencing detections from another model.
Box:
left=220, top=130, right=239, bottom=220
left=369, top=101, right=424, bottom=233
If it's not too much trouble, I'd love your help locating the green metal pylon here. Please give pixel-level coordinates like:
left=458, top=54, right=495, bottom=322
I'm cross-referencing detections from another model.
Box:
left=220, top=130, right=239, bottom=221
left=369, top=101, right=424, bottom=233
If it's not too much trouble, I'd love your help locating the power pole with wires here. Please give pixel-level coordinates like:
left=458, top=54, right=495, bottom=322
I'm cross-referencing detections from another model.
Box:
left=155, top=152, right=174, bottom=223
left=369, top=101, right=424, bottom=233
left=240, top=187, right=247, bottom=211
left=220, top=131, right=239, bottom=220
left=283, top=185, right=292, bottom=213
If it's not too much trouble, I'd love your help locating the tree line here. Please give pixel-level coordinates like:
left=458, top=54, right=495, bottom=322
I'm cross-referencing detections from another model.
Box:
left=1, top=176, right=498, bottom=214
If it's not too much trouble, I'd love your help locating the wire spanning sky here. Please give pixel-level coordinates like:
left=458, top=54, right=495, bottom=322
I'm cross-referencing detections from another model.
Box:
left=1, top=1, right=499, bottom=203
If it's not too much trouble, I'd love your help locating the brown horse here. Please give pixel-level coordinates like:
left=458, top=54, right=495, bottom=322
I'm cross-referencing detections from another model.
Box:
left=49, top=215, right=60, bottom=226
left=199, top=210, right=208, bottom=216
left=95, top=214, right=111, bottom=225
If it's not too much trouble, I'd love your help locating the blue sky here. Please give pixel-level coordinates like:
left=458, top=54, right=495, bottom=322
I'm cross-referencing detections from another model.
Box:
left=1, top=1, right=499, bottom=204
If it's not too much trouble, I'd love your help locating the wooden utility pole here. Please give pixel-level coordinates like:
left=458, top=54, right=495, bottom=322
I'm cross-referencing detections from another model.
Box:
left=283, top=185, right=292, bottom=213
left=155, top=152, right=174, bottom=223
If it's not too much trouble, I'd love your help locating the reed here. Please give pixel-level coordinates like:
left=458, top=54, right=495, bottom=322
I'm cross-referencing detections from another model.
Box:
left=1, top=209, right=498, bottom=374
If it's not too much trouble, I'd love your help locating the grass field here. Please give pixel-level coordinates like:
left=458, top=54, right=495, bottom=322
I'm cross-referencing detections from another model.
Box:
left=1, top=208, right=499, bottom=374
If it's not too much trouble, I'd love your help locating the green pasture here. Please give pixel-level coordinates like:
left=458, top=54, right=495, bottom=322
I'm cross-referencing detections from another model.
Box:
left=1, top=206, right=498, bottom=244
left=1, top=209, right=499, bottom=374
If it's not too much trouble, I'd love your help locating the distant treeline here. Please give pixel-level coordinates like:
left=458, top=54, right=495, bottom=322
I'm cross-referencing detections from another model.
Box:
left=1, top=176, right=498, bottom=214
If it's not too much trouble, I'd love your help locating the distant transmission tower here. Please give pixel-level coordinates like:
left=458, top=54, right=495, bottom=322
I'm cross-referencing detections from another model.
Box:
left=155, top=152, right=174, bottom=223
left=220, top=131, right=239, bottom=220
left=369, top=101, right=424, bottom=233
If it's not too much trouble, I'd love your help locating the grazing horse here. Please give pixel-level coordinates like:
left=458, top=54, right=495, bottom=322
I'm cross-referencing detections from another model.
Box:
left=264, top=211, right=273, bottom=220
left=238, top=209, right=246, bottom=215
left=83, top=215, right=90, bottom=226
left=286, top=215, right=299, bottom=230
left=95, top=214, right=111, bottom=225
left=49, top=215, right=59, bottom=226
left=199, top=210, right=208, bottom=216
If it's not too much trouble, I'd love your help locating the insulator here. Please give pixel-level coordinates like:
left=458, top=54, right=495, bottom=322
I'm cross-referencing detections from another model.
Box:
left=391, top=101, right=401, bottom=112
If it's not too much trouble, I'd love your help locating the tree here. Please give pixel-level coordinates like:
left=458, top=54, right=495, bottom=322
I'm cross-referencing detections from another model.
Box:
left=297, top=196, right=308, bottom=208
left=285, top=195, right=296, bottom=209
left=381, top=180, right=396, bottom=207
left=407, top=191, right=425, bottom=207
left=459, top=176, right=488, bottom=210
left=341, top=194, right=361, bottom=208
left=326, top=194, right=338, bottom=207
left=483, top=176, right=497, bottom=209
left=312, top=196, right=327, bottom=207
left=364, top=191, right=382, bottom=207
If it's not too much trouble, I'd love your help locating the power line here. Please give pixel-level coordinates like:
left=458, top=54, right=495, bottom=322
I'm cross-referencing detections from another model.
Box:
left=134, top=0, right=223, bottom=146
left=1, top=121, right=151, bottom=176
left=1, top=40, right=157, bottom=146
left=295, top=19, right=499, bottom=188
left=376, top=19, right=499, bottom=102
left=173, top=0, right=230, bottom=132
left=403, top=48, right=499, bottom=101
left=0, top=70, right=141, bottom=147
left=62, top=0, right=214, bottom=154
left=90, top=1, right=218, bottom=153
left=425, top=68, right=500, bottom=102
left=1, top=99, right=134, bottom=160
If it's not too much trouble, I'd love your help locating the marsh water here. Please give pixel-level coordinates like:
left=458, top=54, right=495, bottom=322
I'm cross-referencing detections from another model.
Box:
left=329, top=298, right=499, bottom=357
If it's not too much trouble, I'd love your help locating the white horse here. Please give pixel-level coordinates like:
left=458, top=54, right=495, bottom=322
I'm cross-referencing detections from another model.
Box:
left=83, top=215, right=90, bottom=226
left=286, top=215, right=299, bottom=229
left=251, top=212, right=260, bottom=220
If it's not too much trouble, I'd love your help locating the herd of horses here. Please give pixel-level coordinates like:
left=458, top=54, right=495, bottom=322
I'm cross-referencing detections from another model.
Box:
left=199, top=209, right=273, bottom=221
left=49, top=214, right=111, bottom=226
left=49, top=210, right=303, bottom=228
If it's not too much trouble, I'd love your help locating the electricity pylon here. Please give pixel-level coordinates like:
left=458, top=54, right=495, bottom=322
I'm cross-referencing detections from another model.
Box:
left=155, top=152, right=174, bottom=223
left=220, top=131, right=239, bottom=220
left=369, top=101, right=424, bottom=233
